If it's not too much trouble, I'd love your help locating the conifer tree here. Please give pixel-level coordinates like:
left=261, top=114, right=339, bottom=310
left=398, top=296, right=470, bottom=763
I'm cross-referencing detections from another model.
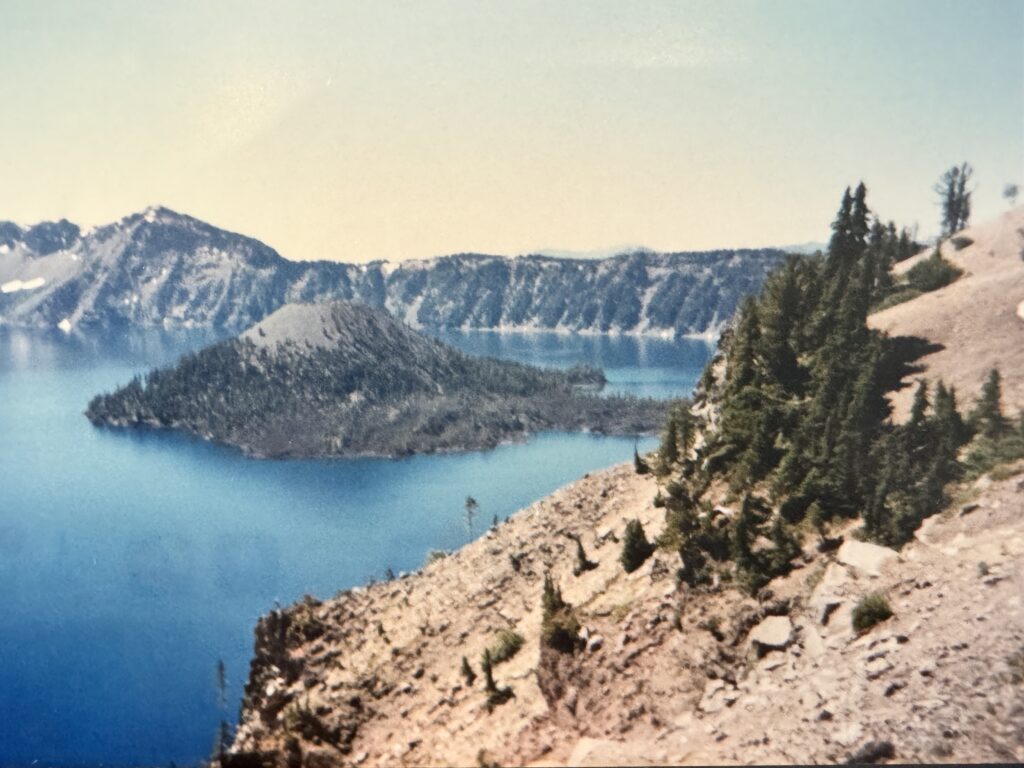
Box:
left=725, top=298, right=761, bottom=395
left=909, top=380, right=930, bottom=427
left=464, top=496, right=479, bottom=537
left=972, top=368, right=1009, bottom=440
left=850, top=182, right=870, bottom=251
left=620, top=519, right=655, bottom=573
left=540, top=574, right=579, bottom=653
left=862, top=468, right=890, bottom=543
left=768, top=514, right=801, bottom=573
left=633, top=445, right=650, bottom=474
left=806, top=501, right=826, bottom=541
left=730, top=496, right=758, bottom=572
left=659, top=418, right=680, bottom=468
left=541, top=573, right=565, bottom=616
left=759, top=258, right=806, bottom=392
left=824, top=187, right=855, bottom=284
left=935, top=163, right=973, bottom=236
left=933, top=381, right=969, bottom=457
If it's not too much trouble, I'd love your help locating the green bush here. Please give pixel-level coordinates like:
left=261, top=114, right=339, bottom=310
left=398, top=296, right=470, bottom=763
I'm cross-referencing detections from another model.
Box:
left=906, top=250, right=963, bottom=293
left=872, top=287, right=922, bottom=312
left=542, top=611, right=580, bottom=653
left=852, top=593, right=893, bottom=633
left=487, top=629, right=525, bottom=665
left=963, top=432, right=1024, bottom=478
left=620, top=519, right=655, bottom=573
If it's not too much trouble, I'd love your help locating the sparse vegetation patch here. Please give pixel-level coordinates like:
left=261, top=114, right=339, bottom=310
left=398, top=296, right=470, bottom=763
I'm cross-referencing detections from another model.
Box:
left=487, top=630, right=525, bottom=666
left=541, top=575, right=580, bottom=654
left=852, top=593, right=893, bottom=633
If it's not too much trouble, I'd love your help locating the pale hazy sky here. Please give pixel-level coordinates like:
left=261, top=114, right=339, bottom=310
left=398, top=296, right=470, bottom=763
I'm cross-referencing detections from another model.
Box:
left=2, top=1, right=1022, bottom=262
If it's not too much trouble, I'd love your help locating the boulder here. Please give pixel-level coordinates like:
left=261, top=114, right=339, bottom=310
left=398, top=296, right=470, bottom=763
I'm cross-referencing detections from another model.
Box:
left=837, top=539, right=899, bottom=577
left=846, top=739, right=895, bottom=764
left=809, top=563, right=850, bottom=625
left=760, top=652, right=787, bottom=671
left=802, top=625, right=826, bottom=658
left=748, top=615, right=794, bottom=654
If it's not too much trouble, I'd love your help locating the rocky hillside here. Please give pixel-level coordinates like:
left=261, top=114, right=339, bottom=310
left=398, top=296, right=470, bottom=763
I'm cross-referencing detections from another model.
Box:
left=226, top=461, right=1024, bottom=766
left=86, top=301, right=666, bottom=458
left=0, top=207, right=785, bottom=336
left=870, top=205, right=1024, bottom=419
left=224, top=203, right=1024, bottom=766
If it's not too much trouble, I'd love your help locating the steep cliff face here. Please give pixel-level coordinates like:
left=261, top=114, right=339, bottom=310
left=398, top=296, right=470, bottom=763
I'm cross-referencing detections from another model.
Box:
left=0, top=207, right=785, bottom=336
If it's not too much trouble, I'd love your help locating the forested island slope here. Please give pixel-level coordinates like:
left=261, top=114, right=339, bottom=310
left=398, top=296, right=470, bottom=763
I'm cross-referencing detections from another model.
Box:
left=224, top=190, right=1024, bottom=766
left=85, top=301, right=667, bottom=458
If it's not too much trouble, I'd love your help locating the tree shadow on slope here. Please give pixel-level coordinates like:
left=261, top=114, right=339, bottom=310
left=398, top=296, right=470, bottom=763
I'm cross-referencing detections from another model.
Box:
left=880, top=335, right=945, bottom=394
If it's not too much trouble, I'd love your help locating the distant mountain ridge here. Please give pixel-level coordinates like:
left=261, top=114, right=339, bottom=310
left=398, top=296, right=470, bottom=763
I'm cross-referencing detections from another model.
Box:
left=0, top=207, right=787, bottom=337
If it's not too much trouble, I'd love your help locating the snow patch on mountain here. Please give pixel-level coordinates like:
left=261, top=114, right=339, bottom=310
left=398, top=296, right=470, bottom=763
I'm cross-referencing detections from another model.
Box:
left=1, top=277, right=46, bottom=293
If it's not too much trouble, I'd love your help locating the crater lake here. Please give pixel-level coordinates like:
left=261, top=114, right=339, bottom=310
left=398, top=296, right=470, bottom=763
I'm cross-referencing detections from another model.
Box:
left=0, top=327, right=712, bottom=766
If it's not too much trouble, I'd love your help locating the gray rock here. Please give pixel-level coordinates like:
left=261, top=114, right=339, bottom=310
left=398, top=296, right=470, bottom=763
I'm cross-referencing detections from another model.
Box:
left=803, top=625, right=826, bottom=658
left=865, top=656, right=893, bottom=681
left=760, top=652, right=787, bottom=671
left=837, top=539, right=899, bottom=577
left=809, top=563, right=850, bottom=625
left=834, top=722, right=864, bottom=747
left=748, top=616, right=794, bottom=654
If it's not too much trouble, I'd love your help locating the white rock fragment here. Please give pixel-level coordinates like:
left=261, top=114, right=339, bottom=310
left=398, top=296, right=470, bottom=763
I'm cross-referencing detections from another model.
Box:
left=748, top=615, right=794, bottom=653
left=837, top=539, right=899, bottom=577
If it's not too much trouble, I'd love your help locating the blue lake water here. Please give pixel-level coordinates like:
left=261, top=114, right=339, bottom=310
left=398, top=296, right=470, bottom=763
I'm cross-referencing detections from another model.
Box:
left=0, top=327, right=712, bottom=766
